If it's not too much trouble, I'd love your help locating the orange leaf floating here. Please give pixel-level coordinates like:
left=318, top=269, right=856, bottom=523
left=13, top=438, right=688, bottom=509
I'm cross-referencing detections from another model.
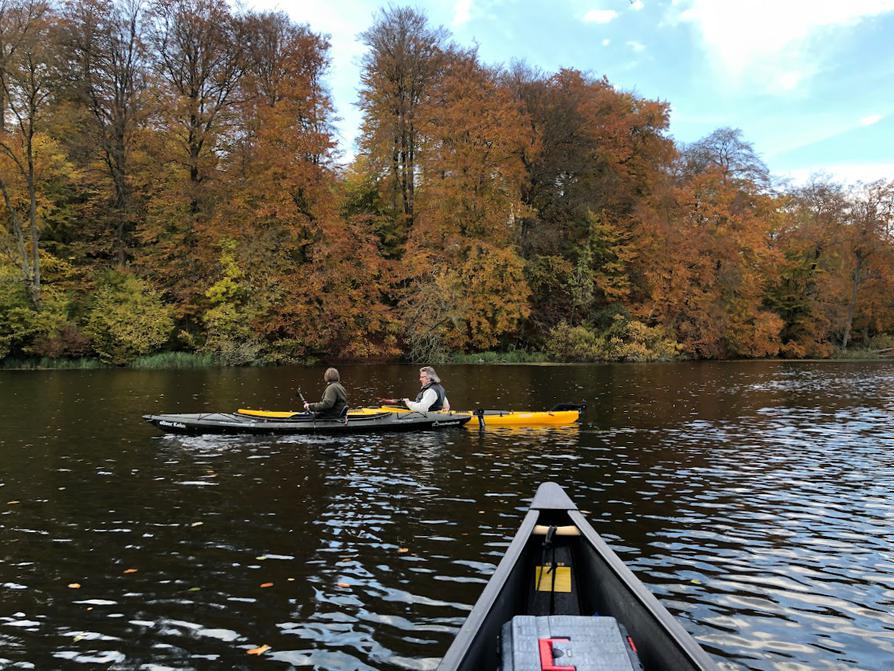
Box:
left=247, top=644, right=270, bottom=656
left=68, top=583, right=81, bottom=589
left=397, top=548, right=409, bottom=554
left=259, top=582, right=273, bottom=588
left=123, top=568, right=138, bottom=574
left=337, top=582, right=350, bottom=588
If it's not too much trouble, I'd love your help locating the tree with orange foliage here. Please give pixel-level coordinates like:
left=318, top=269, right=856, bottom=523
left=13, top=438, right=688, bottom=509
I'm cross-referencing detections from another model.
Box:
left=638, top=133, right=783, bottom=358
left=209, top=11, right=396, bottom=361
left=838, top=180, right=894, bottom=349
left=358, top=6, right=447, bottom=242
left=403, top=50, right=534, bottom=352
left=766, top=179, right=847, bottom=357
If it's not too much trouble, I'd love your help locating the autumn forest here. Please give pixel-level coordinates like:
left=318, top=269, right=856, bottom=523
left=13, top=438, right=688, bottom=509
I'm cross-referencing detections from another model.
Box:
left=1, top=1, right=892, bottom=366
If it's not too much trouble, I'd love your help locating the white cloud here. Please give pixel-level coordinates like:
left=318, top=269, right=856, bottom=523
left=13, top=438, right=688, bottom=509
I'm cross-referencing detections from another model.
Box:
left=783, top=162, right=894, bottom=186
left=673, top=0, right=894, bottom=93
left=452, top=0, right=473, bottom=27
left=583, top=9, right=619, bottom=24
left=630, top=0, right=645, bottom=10
left=860, top=114, right=884, bottom=126
left=259, top=0, right=376, bottom=161
left=627, top=40, right=646, bottom=53
left=602, top=38, right=611, bottom=47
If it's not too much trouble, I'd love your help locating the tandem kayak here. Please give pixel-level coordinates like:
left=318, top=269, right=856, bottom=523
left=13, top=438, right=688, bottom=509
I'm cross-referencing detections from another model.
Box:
left=437, top=482, right=717, bottom=671
left=349, top=402, right=585, bottom=427
left=143, top=409, right=470, bottom=435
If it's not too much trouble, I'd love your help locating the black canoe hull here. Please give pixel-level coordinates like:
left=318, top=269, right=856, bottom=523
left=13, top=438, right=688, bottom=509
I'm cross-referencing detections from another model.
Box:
left=437, top=482, right=718, bottom=671
left=143, top=411, right=471, bottom=435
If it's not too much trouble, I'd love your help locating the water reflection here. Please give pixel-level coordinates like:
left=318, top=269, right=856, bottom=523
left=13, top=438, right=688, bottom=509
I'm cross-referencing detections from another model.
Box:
left=1, top=362, right=893, bottom=669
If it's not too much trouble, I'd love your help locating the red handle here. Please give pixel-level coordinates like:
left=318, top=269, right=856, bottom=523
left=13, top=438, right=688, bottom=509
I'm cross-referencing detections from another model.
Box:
left=538, top=637, right=575, bottom=671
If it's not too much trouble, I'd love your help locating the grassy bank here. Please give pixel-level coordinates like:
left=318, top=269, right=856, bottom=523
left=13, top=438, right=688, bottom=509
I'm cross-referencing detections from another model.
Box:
left=1, top=352, right=221, bottom=370
left=3, top=349, right=891, bottom=370
left=449, top=350, right=550, bottom=364
left=129, top=352, right=220, bottom=368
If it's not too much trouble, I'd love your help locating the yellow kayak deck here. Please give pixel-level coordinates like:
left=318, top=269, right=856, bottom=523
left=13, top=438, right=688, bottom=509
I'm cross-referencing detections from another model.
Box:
left=237, top=406, right=582, bottom=427
left=346, top=406, right=581, bottom=426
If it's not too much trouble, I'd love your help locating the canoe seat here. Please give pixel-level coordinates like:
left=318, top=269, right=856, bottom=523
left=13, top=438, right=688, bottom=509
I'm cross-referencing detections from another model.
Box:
left=500, top=615, right=643, bottom=671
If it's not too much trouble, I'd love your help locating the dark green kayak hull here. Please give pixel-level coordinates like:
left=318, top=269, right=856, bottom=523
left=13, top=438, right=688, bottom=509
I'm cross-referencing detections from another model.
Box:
left=143, top=410, right=470, bottom=435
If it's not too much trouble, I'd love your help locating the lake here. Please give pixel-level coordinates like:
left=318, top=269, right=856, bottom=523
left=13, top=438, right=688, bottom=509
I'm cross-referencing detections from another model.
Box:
left=1, top=361, right=893, bottom=670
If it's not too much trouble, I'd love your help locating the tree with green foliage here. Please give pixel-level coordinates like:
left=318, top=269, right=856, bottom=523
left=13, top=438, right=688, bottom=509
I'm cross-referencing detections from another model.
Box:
left=84, top=270, right=174, bottom=363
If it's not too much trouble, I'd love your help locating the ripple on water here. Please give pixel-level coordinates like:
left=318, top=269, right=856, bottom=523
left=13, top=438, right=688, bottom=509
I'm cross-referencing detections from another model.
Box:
left=3, top=362, right=894, bottom=670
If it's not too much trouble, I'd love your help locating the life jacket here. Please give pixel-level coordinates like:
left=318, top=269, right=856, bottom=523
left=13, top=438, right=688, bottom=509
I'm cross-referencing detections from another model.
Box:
left=415, top=382, right=446, bottom=412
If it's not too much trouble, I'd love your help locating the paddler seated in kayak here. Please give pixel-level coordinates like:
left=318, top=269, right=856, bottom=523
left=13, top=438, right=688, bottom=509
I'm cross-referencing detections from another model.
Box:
left=303, top=367, right=348, bottom=419
left=381, top=366, right=450, bottom=413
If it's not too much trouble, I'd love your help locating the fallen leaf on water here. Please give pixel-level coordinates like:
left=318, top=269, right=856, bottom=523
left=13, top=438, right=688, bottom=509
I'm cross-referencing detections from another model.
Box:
left=8, top=501, right=20, bottom=505
left=337, top=582, right=350, bottom=588
left=247, top=644, right=270, bottom=656
left=190, top=522, right=203, bottom=527
left=397, top=548, right=409, bottom=554
left=68, top=583, right=81, bottom=589
left=690, top=579, right=702, bottom=585
left=187, top=587, right=201, bottom=592
left=259, top=582, right=273, bottom=588
left=123, top=568, right=138, bottom=574
left=256, top=555, right=267, bottom=561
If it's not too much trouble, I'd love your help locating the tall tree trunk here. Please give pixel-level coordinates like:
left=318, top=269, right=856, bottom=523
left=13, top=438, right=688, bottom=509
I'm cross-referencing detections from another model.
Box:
left=26, top=123, right=39, bottom=304
left=0, top=178, right=29, bottom=281
left=841, top=257, right=863, bottom=350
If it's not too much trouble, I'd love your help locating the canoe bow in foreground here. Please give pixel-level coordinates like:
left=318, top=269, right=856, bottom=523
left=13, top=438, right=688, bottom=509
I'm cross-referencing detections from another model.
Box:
left=437, top=482, right=718, bottom=671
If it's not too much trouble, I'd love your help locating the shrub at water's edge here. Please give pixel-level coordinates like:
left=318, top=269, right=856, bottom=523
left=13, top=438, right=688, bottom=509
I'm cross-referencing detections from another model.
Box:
left=129, top=352, right=220, bottom=369
left=546, top=317, right=681, bottom=362
left=450, top=350, right=550, bottom=364
left=84, top=273, right=175, bottom=365
left=0, top=357, right=104, bottom=370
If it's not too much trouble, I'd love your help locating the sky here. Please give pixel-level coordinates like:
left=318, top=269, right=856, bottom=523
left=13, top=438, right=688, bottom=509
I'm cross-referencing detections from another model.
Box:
left=248, top=0, right=894, bottom=186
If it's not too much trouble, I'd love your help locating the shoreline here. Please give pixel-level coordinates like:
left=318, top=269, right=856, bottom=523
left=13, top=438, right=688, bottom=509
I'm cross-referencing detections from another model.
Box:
left=2, top=351, right=892, bottom=371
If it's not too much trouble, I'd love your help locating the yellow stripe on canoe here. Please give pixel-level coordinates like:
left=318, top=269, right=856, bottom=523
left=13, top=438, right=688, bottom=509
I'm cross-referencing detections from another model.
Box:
left=237, top=409, right=299, bottom=418
left=237, top=408, right=391, bottom=420
left=352, top=406, right=580, bottom=426
left=237, top=407, right=580, bottom=426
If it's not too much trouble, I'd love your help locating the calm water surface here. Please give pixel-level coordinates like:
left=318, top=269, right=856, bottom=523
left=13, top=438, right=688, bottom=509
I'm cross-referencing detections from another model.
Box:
left=1, top=362, right=893, bottom=670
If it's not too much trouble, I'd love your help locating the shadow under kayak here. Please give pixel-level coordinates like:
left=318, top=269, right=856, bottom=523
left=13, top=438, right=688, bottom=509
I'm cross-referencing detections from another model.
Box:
left=438, top=482, right=718, bottom=671
left=143, top=410, right=470, bottom=435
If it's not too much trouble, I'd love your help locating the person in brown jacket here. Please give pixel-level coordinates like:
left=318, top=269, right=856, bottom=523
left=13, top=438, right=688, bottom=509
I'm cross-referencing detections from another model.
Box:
left=303, top=368, right=348, bottom=419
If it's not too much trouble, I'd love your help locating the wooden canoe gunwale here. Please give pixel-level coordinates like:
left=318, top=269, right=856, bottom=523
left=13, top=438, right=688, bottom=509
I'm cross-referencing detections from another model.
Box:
left=436, top=482, right=717, bottom=671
